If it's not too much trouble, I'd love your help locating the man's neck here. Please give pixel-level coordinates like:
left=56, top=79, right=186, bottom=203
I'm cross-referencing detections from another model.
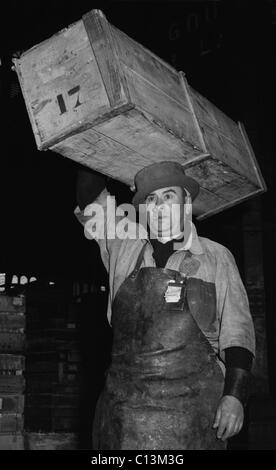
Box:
left=148, top=228, right=184, bottom=245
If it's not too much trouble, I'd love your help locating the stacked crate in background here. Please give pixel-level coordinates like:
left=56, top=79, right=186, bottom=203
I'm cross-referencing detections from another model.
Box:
left=25, top=285, right=82, bottom=434
left=0, top=295, right=25, bottom=450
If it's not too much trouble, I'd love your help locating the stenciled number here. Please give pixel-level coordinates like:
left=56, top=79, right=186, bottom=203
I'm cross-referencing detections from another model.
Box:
left=56, top=85, right=82, bottom=115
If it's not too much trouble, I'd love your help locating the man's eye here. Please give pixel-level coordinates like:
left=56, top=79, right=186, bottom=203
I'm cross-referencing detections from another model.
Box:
left=164, top=193, right=174, bottom=200
left=146, top=195, right=156, bottom=204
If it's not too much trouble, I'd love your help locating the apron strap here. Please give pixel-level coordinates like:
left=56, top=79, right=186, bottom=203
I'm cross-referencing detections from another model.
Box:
left=130, top=242, right=149, bottom=278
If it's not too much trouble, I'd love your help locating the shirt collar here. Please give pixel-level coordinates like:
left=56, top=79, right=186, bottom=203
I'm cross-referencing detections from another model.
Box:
left=144, top=222, right=204, bottom=255
left=181, top=223, right=203, bottom=255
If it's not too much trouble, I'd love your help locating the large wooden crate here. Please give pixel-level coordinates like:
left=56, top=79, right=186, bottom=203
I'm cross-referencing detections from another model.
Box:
left=13, top=9, right=266, bottom=219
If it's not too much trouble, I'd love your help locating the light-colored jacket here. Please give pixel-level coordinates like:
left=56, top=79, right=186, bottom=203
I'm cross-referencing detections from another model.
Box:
left=75, top=188, right=256, bottom=371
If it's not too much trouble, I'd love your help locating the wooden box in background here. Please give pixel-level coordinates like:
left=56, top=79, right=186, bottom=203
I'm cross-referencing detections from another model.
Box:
left=13, top=9, right=266, bottom=220
left=0, top=295, right=25, bottom=450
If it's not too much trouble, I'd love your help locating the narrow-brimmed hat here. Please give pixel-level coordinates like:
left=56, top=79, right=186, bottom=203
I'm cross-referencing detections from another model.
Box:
left=132, top=161, right=200, bottom=208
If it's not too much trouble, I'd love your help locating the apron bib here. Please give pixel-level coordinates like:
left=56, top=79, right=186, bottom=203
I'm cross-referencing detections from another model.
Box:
left=92, top=244, right=225, bottom=450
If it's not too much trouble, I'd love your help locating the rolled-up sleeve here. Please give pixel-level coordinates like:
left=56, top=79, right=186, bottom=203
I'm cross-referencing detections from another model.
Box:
left=215, top=247, right=256, bottom=361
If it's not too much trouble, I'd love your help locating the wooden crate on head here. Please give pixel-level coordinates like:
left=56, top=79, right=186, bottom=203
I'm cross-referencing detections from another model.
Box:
left=13, top=9, right=266, bottom=220
left=0, top=295, right=26, bottom=450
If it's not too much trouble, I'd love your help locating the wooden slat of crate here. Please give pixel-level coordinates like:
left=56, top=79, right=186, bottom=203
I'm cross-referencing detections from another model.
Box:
left=0, top=433, right=24, bottom=450
left=0, top=394, right=24, bottom=413
left=0, top=414, right=24, bottom=434
left=52, top=116, right=206, bottom=187
left=84, top=11, right=203, bottom=153
left=0, top=376, right=25, bottom=394
left=187, top=158, right=257, bottom=201
left=0, top=332, right=25, bottom=352
left=0, top=354, right=25, bottom=371
left=113, top=26, right=189, bottom=108
left=0, top=295, right=25, bottom=313
left=83, top=9, right=130, bottom=109
left=118, top=70, right=203, bottom=149
left=0, top=312, right=25, bottom=330
left=15, top=19, right=111, bottom=148
left=94, top=107, right=204, bottom=164
left=25, top=432, right=77, bottom=450
left=188, top=85, right=260, bottom=185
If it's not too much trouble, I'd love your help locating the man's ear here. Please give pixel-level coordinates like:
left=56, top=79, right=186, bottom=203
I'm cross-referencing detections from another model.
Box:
left=182, top=188, right=188, bottom=202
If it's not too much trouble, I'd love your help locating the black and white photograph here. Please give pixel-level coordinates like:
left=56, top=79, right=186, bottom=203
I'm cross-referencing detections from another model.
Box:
left=0, top=0, right=273, bottom=454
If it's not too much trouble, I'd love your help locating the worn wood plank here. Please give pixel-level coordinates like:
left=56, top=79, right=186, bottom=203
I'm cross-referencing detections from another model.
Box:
left=185, top=158, right=237, bottom=192
left=179, top=72, right=208, bottom=153
left=94, top=108, right=203, bottom=163
left=0, top=354, right=25, bottom=371
left=83, top=9, right=129, bottom=107
left=52, top=109, right=204, bottom=186
left=188, top=185, right=227, bottom=218
left=0, top=332, right=25, bottom=353
left=51, top=123, right=149, bottom=186
left=0, top=376, right=25, bottom=394
left=219, top=134, right=259, bottom=185
left=0, top=312, right=25, bottom=330
left=198, top=121, right=257, bottom=184
left=121, top=66, right=203, bottom=151
left=0, top=433, right=24, bottom=450
left=0, top=394, right=24, bottom=413
left=113, top=26, right=190, bottom=109
left=0, top=413, right=24, bottom=433
left=15, top=19, right=110, bottom=148
left=0, top=295, right=25, bottom=313
left=189, top=86, right=242, bottom=142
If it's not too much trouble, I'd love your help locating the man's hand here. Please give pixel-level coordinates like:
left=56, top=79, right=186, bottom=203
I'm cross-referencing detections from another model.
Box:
left=213, top=395, right=244, bottom=441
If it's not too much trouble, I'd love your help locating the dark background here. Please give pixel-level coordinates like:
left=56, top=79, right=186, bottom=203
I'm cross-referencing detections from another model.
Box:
left=0, top=0, right=274, bottom=448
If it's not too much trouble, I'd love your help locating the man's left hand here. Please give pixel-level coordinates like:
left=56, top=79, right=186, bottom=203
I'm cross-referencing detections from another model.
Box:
left=213, top=395, right=244, bottom=441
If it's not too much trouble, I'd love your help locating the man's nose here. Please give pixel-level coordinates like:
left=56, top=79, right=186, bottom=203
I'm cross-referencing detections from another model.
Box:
left=156, top=196, right=165, bottom=209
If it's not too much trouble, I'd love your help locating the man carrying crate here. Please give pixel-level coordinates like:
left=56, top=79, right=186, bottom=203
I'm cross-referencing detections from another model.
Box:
left=75, top=160, right=255, bottom=450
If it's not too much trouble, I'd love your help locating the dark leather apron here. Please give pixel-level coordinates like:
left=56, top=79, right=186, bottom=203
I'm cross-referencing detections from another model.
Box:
left=92, top=243, right=225, bottom=450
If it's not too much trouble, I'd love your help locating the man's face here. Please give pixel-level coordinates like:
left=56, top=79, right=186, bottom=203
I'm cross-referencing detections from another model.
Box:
left=145, top=186, right=185, bottom=238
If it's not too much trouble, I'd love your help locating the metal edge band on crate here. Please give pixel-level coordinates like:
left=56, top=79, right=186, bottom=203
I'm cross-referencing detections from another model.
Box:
left=238, top=122, right=267, bottom=192
left=179, top=71, right=208, bottom=154
left=82, top=9, right=130, bottom=108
